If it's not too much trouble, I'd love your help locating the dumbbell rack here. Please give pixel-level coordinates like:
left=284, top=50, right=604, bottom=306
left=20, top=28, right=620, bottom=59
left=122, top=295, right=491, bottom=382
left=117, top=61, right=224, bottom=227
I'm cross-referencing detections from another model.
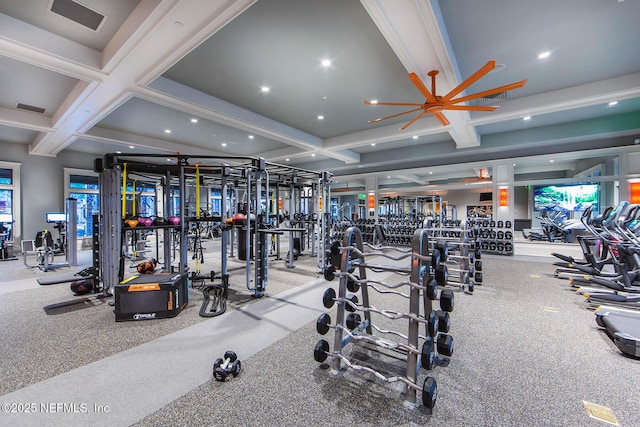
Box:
left=423, top=219, right=482, bottom=290
left=377, top=219, right=421, bottom=246
left=472, top=219, right=514, bottom=256
left=314, top=226, right=454, bottom=410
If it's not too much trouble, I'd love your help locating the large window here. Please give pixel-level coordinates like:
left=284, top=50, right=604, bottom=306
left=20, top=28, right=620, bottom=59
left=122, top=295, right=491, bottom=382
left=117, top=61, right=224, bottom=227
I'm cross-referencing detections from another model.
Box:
left=0, top=162, right=21, bottom=241
left=65, top=169, right=100, bottom=238
left=210, top=189, right=222, bottom=216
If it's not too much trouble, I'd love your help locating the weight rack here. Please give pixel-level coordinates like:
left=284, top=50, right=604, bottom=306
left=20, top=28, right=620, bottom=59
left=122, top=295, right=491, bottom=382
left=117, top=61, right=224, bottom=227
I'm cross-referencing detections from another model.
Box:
left=423, top=219, right=482, bottom=290
left=313, top=226, right=455, bottom=410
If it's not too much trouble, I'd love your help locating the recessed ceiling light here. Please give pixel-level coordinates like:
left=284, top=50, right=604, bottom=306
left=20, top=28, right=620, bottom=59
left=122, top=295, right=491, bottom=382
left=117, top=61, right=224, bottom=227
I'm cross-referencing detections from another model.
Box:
left=608, top=101, right=618, bottom=107
left=371, top=143, right=376, bottom=146
left=311, top=153, right=316, bottom=157
left=538, top=51, right=551, bottom=59
left=285, top=158, right=290, bottom=162
left=248, top=135, right=254, bottom=139
left=129, top=145, right=134, bottom=149
left=322, top=96, right=327, bottom=100
left=429, top=171, right=433, bottom=175
left=317, top=115, right=324, bottom=120
left=412, top=135, right=418, bottom=140
left=523, top=116, right=531, bottom=121
left=221, top=143, right=227, bottom=147
left=167, top=158, right=172, bottom=162
left=549, top=159, right=554, bottom=163
left=261, top=86, right=270, bottom=93
left=387, top=176, right=391, bottom=179
left=190, top=118, right=198, bottom=123
left=116, top=150, right=122, bottom=154
left=164, top=129, right=171, bottom=134
left=321, top=59, right=331, bottom=67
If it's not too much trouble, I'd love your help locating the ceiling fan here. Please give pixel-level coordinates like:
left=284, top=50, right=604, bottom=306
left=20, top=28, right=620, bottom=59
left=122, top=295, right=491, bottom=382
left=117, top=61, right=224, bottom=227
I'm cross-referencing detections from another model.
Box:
left=364, top=59, right=527, bottom=129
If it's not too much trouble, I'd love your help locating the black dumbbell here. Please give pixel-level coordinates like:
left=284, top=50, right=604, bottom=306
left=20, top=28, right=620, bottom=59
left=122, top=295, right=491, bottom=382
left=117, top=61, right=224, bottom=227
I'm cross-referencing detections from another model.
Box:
left=436, top=310, right=450, bottom=333
left=440, top=289, right=454, bottom=312
left=346, top=275, right=360, bottom=293
left=428, top=310, right=440, bottom=338
left=426, top=276, right=438, bottom=300
left=421, top=336, right=435, bottom=370
left=316, top=312, right=362, bottom=335
left=213, top=351, right=241, bottom=381
left=436, top=333, right=454, bottom=357
left=322, top=288, right=358, bottom=312
left=324, top=265, right=336, bottom=281
left=314, top=339, right=330, bottom=363
left=346, top=313, right=362, bottom=330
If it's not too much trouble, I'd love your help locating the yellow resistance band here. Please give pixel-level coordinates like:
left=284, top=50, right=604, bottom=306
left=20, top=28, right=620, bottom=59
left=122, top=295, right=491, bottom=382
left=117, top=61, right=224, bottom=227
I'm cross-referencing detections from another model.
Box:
left=132, top=180, right=137, bottom=217
left=196, top=164, right=200, bottom=219
left=122, top=163, right=127, bottom=219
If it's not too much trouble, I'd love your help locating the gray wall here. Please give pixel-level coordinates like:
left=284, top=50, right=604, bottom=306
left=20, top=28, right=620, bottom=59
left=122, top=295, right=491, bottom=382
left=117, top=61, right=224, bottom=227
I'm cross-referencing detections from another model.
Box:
left=1, top=141, right=97, bottom=243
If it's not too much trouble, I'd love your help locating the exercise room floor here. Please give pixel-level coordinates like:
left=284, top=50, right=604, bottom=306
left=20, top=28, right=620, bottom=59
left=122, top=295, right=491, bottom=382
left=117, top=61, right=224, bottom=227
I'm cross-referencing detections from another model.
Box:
left=0, top=237, right=638, bottom=427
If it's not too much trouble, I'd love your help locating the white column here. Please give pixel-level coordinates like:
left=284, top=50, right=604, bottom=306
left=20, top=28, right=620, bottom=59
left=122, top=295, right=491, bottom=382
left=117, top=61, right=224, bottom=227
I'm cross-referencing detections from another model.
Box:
left=365, top=176, right=378, bottom=221
left=493, top=163, right=514, bottom=222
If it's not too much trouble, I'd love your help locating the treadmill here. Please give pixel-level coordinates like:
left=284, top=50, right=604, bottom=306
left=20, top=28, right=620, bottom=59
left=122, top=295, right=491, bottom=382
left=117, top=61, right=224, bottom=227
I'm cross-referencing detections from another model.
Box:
left=594, top=305, right=640, bottom=357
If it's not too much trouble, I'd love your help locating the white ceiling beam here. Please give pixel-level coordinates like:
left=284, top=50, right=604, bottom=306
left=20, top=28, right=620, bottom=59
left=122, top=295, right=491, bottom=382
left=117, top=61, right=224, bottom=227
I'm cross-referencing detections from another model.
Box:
left=12, top=0, right=256, bottom=156
left=469, top=72, right=640, bottom=126
left=324, top=116, right=448, bottom=150
left=0, top=13, right=104, bottom=81
left=81, top=127, right=227, bottom=156
left=0, top=106, right=54, bottom=132
left=361, top=0, right=480, bottom=149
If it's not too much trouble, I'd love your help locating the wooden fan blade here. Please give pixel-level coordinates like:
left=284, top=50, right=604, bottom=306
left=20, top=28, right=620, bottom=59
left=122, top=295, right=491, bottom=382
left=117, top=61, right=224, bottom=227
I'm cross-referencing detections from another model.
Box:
left=399, top=111, right=428, bottom=130
left=433, top=111, right=450, bottom=126
left=441, top=60, right=496, bottom=102
left=368, top=107, right=424, bottom=124
left=447, top=79, right=528, bottom=105
left=408, top=73, right=438, bottom=103
left=365, top=100, right=424, bottom=107
left=443, top=105, right=497, bottom=112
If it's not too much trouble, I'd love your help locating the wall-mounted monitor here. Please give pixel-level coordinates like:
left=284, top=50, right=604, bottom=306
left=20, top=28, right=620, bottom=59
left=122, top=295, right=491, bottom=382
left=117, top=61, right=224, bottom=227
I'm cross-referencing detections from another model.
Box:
left=0, top=213, right=13, bottom=223
left=479, top=192, right=493, bottom=202
left=46, top=212, right=66, bottom=223
left=533, top=183, right=599, bottom=212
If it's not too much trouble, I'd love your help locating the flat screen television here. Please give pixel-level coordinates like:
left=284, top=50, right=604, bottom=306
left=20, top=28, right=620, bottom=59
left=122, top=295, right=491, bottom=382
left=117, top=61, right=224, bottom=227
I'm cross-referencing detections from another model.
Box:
left=479, top=192, right=493, bottom=202
left=533, top=183, right=599, bottom=212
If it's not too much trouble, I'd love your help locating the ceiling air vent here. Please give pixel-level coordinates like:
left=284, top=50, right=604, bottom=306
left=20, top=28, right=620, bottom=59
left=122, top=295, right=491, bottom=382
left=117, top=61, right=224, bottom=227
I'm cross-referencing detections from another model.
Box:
left=476, top=91, right=507, bottom=106
left=48, top=0, right=106, bottom=31
left=16, top=103, right=46, bottom=114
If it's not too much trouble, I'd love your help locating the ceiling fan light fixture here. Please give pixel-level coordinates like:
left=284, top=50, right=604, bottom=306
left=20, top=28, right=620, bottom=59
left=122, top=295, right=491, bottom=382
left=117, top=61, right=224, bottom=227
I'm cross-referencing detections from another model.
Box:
left=364, top=59, right=526, bottom=129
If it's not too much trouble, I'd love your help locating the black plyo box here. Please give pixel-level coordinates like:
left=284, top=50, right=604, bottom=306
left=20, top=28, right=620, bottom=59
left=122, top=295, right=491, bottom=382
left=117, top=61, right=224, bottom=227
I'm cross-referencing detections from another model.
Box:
left=114, top=273, right=188, bottom=322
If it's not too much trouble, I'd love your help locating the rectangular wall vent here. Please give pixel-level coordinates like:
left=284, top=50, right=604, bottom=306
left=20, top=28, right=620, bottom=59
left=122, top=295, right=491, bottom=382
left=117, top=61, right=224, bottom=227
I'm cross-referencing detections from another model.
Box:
left=49, top=0, right=105, bottom=31
left=16, top=103, right=46, bottom=114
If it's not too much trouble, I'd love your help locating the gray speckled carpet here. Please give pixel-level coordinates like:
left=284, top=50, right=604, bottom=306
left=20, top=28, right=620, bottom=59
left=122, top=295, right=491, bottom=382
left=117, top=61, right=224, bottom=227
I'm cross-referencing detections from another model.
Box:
left=1, top=241, right=639, bottom=427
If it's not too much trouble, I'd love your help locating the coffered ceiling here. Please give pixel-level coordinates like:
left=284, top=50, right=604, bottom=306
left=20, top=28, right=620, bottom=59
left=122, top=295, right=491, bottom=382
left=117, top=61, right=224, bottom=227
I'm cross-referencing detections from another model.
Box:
left=1, top=0, right=639, bottom=191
